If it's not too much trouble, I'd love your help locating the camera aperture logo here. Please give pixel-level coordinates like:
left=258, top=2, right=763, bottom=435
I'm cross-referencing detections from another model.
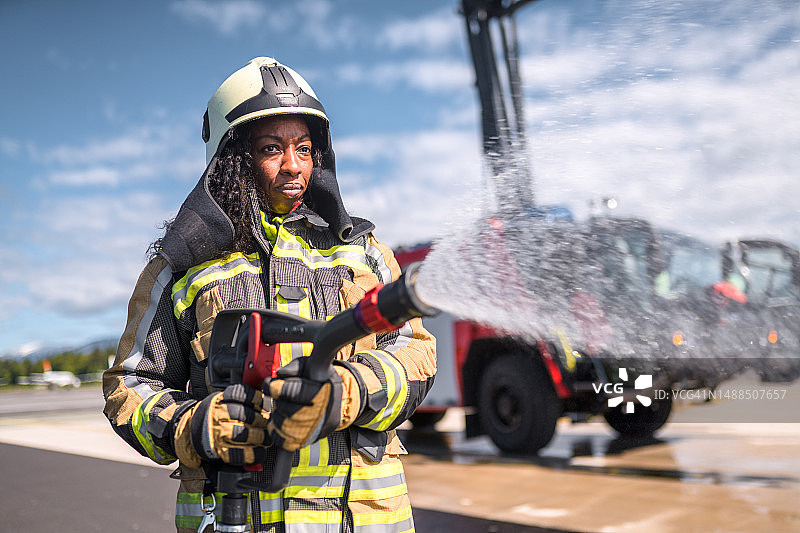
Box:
left=592, top=368, right=653, bottom=414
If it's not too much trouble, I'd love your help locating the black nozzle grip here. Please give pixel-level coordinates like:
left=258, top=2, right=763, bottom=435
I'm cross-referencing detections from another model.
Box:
left=237, top=448, right=293, bottom=493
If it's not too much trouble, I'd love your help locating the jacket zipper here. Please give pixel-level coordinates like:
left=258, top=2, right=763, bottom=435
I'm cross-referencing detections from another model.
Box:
left=249, top=203, right=275, bottom=529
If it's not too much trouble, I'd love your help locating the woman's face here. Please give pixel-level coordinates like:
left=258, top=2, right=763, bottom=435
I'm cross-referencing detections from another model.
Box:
left=250, top=115, right=314, bottom=214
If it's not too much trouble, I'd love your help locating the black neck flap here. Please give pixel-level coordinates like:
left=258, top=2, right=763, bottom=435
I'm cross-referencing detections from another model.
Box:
left=158, top=159, right=235, bottom=273
left=305, top=145, right=374, bottom=243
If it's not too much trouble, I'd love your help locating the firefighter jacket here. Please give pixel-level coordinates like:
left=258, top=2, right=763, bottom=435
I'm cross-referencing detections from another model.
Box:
left=103, top=200, right=437, bottom=533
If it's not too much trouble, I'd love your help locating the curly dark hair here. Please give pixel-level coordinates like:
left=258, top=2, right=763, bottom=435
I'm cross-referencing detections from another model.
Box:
left=205, top=126, right=262, bottom=254
left=149, top=118, right=322, bottom=260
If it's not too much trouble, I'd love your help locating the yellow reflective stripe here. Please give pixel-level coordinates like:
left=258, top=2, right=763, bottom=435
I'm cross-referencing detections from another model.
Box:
left=172, top=251, right=258, bottom=298
left=262, top=212, right=371, bottom=272
left=285, top=484, right=345, bottom=500
left=174, top=262, right=260, bottom=317
left=279, top=342, right=294, bottom=367
left=275, top=290, right=293, bottom=368
left=257, top=491, right=283, bottom=524
left=351, top=460, right=404, bottom=479
left=298, top=443, right=311, bottom=467
left=275, top=287, right=313, bottom=365
left=131, top=390, right=176, bottom=464
left=318, top=437, right=329, bottom=467
left=290, top=464, right=349, bottom=477
left=175, top=514, right=202, bottom=530
left=275, top=246, right=371, bottom=271
left=349, top=483, right=407, bottom=501
left=283, top=464, right=349, bottom=499
left=298, top=289, right=311, bottom=320
left=175, top=491, right=227, bottom=529
left=172, top=252, right=260, bottom=318
left=364, top=351, right=408, bottom=431
left=352, top=504, right=413, bottom=527
left=290, top=464, right=349, bottom=479
left=260, top=509, right=284, bottom=524
left=350, top=461, right=407, bottom=500
left=298, top=438, right=329, bottom=467
left=278, top=227, right=364, bottom=257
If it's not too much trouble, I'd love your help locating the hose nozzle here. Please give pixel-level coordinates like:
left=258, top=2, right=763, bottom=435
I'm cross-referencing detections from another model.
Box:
left=354, top=262, right=438, bottom=333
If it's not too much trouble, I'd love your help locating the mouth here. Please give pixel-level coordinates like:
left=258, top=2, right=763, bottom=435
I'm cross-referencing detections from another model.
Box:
left=276, top=182, right=305, bottom=197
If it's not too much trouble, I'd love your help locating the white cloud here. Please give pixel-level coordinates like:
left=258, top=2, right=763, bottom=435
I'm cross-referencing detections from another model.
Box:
left=330, top=1, right=800, bottom=250
left=336, top=59, right=472, bottom=93
left=294, top=0, right=357, bottom=49
left=0, top=137, right=21, bottom=157
left=517, top=1, right=800, bottom=247
left=336, top=128, right=484, bottom=247
left=48, top=167, right=121, bottom=187
left=33, top=124, right=202, bottom=188
left=170, top=0, right=352, bottom=48
left=42, top=126, right=184, bottom=166
left=378, top=8, right=462, bottom=51
left=170, top=0, right=268, bottom=35
left=16, top=192, right=174, bottom=315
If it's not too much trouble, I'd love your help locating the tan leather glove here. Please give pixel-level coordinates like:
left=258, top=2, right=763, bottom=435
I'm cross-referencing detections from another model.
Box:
left=266, top=359, right=362, bottom=452
left=173, top=384, right=272, bottom=468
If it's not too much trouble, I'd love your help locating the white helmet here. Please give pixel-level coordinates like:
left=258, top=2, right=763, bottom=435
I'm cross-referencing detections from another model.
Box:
left=202, top=57, right=329, bottom=164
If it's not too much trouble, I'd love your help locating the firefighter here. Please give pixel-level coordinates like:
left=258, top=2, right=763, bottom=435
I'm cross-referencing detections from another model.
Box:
left=103, top=57, right=436, bottom=533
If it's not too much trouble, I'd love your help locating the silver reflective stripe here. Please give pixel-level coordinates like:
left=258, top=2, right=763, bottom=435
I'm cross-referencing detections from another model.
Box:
left=285, top=299, right=306, bottom=361
left=304, top=414, right=327, bottom=445
left=380, top=322, right=413, bottom=356
left=123, top=263, right=173, bottom=401
left=361, top=349, right=408, bottom=431
left=175, top=501, right=203, bottom=520
left=284, top=522, right=343, bottom=533
left=365, top=242, right=392, bottom=284
left=177, top=494, right=251, bottom=524
left=354, top=516, right=414, bottom=533
left=257, top=492, right=282, bottom=513
left=350, top=472, right=406, bottom=493
left=289, top=473, right=347, bottom=490
left=306, top=441, right=321, bottom=466
left=134, top=391, right=175, bottom=463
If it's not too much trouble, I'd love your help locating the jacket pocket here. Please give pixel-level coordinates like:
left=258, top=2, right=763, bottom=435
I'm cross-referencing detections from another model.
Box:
left=348, top=450, right=414, bottom=532
left=189, top=286, right=225, bottom=363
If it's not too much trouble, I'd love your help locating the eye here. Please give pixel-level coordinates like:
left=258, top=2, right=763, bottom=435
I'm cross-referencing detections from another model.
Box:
left=260, top=144, right=281, bottom=154
left=297, top=145, right=312, bottom=155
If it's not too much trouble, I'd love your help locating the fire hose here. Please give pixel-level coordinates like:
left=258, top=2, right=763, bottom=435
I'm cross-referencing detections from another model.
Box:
left=201, top=262, right=436, bottom=531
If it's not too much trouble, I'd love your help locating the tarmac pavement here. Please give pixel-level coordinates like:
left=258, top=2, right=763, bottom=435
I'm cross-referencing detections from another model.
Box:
left=0, top=381, right=798, bottom=532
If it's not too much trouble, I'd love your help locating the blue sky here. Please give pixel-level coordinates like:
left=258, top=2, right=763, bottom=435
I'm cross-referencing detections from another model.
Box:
left=1, top=0, right=798, bottom=354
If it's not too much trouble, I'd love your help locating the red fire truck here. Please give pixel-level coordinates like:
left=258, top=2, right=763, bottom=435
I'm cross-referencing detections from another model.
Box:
left=395, top=223, right=721, bottom=454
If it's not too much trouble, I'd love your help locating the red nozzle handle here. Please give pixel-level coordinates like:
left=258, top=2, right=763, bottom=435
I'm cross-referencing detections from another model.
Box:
left=356, top=283, right=398, bottom=333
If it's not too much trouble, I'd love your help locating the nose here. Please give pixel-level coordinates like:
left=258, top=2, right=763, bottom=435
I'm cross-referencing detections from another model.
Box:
left=280, top=145, right=302, bottom=176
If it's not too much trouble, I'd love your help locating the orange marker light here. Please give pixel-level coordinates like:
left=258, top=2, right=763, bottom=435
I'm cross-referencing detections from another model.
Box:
left=768, top=330, right=778, bottom=344
left=672, top=332, right=684, bottom=346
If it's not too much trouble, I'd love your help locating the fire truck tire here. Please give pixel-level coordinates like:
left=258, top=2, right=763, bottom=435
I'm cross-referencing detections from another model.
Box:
left=603, top=394, right=672, bottom=437
left=478, top=353, right=561, bottom=454
left=409, top=411, right=446, bottom=428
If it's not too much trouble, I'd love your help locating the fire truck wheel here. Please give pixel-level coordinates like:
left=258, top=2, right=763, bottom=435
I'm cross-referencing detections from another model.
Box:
left=603, top=394, right=672, bottom=437
left=409, top=411, right=446, bottom=429
left=478, top=352, right=561, bottom=454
